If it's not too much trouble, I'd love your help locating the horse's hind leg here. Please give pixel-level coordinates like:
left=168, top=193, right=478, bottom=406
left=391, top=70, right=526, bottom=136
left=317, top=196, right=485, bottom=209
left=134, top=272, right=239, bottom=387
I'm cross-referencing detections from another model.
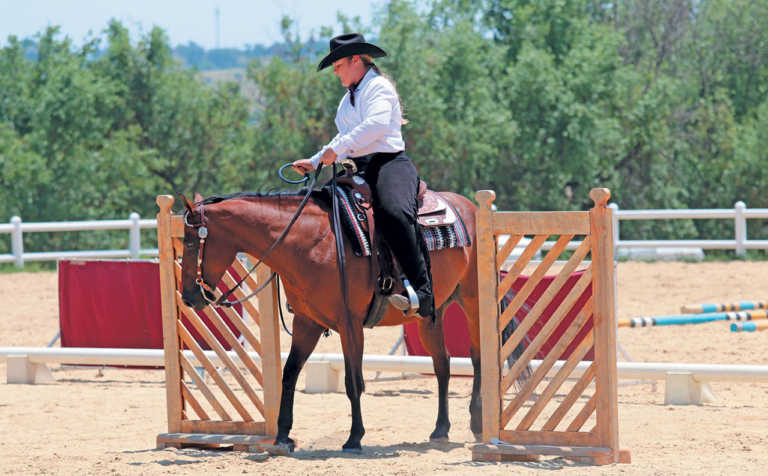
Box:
left=274, top=314, right=325, bottom=452
left=417, top=299, right=453, bottom=441
left=453, top=289, right=483, bottom=438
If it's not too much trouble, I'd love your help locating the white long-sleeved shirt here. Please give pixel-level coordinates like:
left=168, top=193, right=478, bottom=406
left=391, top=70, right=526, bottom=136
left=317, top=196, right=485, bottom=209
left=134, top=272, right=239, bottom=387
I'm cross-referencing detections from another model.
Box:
left=309, top=68, right=405, bottom=168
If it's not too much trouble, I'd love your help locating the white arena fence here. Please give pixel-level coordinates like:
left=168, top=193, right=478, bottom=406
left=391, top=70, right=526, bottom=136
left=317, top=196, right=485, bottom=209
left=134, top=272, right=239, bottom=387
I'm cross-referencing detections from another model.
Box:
left=3, top=347, right=768, bottom=404
left=2, top=201, right=768, bottom=267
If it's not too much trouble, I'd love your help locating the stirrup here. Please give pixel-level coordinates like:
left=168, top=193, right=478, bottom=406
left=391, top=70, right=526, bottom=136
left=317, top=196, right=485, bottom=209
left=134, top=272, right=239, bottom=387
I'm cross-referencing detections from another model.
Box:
left=388, top=279, right=420, bottom=316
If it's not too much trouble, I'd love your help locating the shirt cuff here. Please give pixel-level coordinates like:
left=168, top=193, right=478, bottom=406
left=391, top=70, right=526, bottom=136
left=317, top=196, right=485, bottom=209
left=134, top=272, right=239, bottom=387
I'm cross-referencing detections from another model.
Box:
left=309, top=149, right=324, bottom=168
left=330, top=136, right=353, bottom=157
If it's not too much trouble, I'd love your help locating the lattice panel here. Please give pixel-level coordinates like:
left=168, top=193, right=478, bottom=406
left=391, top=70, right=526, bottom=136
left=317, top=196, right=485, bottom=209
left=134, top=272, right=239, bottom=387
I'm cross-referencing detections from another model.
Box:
left=473, top=188, right=625, bottom=463
left=155, top=195, right=282, bottom=443
left=496, top=233, right=598, bottom=445
left=170, top=238, right=269, bottom=434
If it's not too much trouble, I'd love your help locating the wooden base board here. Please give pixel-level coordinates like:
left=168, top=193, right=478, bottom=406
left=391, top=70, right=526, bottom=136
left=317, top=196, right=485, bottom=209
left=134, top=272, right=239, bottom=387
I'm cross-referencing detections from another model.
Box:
left=157, top=433, right=276, bottom=453
left=472, top=443, right=630, bottom=465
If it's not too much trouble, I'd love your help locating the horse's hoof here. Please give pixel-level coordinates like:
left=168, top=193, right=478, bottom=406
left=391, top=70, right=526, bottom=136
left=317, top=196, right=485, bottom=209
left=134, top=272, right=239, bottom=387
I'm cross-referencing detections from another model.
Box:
left=342, top=447, right=362, bottom=454
left=266, top=439, right=295, bottom=456
left=472, top=433, right=483, bottom=443
left=429, top=425, right=450, bottom=442
left=429, top=436, right=450, bottom=444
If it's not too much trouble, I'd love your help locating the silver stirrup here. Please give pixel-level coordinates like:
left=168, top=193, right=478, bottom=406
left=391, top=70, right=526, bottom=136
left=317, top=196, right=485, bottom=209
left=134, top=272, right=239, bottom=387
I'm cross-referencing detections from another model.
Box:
left=387, top=279, right=421, bottom=316
left=402, top=279, right=420, bottom=312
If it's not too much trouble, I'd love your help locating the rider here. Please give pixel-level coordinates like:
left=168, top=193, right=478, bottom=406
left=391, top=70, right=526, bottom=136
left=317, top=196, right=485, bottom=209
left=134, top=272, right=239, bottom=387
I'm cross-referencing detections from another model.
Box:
left=292, top=33, right=434, bottom=320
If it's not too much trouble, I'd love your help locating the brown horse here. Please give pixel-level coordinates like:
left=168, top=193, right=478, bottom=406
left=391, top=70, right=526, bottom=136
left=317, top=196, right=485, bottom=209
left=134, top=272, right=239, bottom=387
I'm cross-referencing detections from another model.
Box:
left=179, top=189, right=484, bottom=453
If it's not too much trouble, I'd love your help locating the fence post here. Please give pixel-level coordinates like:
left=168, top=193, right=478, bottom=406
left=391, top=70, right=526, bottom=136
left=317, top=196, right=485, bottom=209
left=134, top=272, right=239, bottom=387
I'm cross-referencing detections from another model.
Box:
left=734, top=201, right=746, bottom=256
left=10, top=216, right=23, bottom=268
left=608, top=203, right=619, bottom=255
left=129, top=212, right=141, bottom=258
left=475, top=190, right=501, bottom=443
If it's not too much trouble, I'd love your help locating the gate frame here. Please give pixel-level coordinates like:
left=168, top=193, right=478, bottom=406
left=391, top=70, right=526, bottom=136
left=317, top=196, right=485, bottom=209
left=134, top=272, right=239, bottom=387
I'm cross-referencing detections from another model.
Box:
left=472, top=188, right=630, bottom=464
left=154, top=195, right=283, bottom=451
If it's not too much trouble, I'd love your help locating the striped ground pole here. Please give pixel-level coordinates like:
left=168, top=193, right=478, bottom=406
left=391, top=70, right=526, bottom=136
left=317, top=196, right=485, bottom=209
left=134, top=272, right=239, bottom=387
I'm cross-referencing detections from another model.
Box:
left=618, top=310, right=768, bottom=328
left=681, top=300, right=768, bottom=314
left=730, top=321, right=768, bottom=332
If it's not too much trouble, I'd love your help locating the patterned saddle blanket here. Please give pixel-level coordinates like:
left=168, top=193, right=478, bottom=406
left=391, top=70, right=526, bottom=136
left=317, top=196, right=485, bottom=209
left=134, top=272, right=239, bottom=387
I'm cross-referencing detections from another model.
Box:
left=332, top=180, right=471, bottom=257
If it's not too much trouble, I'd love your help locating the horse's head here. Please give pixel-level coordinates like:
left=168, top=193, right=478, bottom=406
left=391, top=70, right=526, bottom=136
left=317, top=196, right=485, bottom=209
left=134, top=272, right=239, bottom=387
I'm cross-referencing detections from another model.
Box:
left=179, top=193, right=237, bottom=310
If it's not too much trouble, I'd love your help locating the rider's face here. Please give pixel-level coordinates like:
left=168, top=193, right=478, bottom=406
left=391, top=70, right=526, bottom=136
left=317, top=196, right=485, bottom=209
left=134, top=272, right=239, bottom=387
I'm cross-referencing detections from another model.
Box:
left=333, top=56, right=362, bottom=87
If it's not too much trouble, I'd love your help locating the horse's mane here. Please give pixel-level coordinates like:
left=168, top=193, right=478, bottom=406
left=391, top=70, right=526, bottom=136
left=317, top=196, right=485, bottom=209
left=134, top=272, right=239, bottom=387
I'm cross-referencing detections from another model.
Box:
left=199, top=189, right=317, bottom=205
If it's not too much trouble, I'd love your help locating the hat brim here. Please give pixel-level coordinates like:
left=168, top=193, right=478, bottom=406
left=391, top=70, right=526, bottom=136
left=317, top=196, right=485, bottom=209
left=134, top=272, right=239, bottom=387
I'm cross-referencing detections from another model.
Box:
left=317, top=43, right=387, bottom=71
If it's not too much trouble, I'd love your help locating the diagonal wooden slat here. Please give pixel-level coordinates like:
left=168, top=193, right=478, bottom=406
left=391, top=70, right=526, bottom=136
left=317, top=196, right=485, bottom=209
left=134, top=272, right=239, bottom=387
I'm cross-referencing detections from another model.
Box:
left=498, top=237, right=591, bottom=362
left=172, top=260, right=265, bottom=357
left=181, top=381, right=210, bottom=421
left=198, top=307, right=264, bottom=387
left=496, top=234, right=524, bottom=270
left=221, top=271, right=262, bottom=328
left=179, top=352, right=231, bottom=420
left=497, top=235, right=549, bottom=302
left=227, top=260, right=265, bottom=323
left=500, top=294, right=593, bottom=427
left=505, top=299, right=593, bottom=427
left=498, top=234, right=573, bottom=319
left=198, top=303, right=265, bottom=388
left=502, top=290, right=593, bottom=392
left=567, top=393, right=597, bottom=432
left=501, top=267, right=593, bottom=390
left=216, top=297, right=264, bottom=360
left=516, top=317, right=595, bottom=431
left=177, top=292, right=266, bottom=418
left=177, top=306, right=255, bottom=422
left=542, top=362, right=596, bottom=431
left=238, top=257, right=278, bottom=316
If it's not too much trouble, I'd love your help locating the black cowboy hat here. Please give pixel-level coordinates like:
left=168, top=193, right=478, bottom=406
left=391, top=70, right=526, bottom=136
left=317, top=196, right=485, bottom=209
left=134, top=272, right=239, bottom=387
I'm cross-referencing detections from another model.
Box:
left=317, top=33, right=387, bottom=71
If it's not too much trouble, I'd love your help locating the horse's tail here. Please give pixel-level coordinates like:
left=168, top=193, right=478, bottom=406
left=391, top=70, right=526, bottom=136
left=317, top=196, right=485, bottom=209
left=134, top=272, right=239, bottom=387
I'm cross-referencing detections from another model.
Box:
left=500, top=312, right=532, bottom=391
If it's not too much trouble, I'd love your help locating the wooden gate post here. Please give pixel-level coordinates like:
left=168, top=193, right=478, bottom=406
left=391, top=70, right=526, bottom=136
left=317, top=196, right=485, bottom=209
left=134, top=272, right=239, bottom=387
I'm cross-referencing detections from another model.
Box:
left=476, top=190, right=501, bottom=443
left=157, top=195, right=183, bottom=434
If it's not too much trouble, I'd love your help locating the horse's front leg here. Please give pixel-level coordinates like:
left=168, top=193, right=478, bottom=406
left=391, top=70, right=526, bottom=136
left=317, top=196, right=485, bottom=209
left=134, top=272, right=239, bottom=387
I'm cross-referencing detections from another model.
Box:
left=339, top=321, right=366, bottom=452
left=417, top=310, right=452, bottom=441
left=273, top=314, right=325, bottom=452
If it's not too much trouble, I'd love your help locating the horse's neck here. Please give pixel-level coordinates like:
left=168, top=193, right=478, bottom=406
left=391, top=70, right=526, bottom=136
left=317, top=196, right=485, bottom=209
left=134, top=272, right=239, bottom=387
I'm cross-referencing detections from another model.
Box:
left=215, top=195, right=329, bottom=272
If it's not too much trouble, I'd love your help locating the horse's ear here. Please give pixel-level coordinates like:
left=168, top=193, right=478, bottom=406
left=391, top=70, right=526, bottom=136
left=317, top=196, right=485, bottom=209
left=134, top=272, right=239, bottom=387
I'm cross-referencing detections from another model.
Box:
left=180, top=194, right=194, bottom=213
left=194, top=192, right=204, bottom=203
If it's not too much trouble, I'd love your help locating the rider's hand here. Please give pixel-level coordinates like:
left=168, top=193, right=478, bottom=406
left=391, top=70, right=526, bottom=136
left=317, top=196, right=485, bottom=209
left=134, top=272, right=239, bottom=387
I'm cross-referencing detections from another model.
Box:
left=320, top=148, right=337, bottom=165
left=292, top=159, right=315, bottom=175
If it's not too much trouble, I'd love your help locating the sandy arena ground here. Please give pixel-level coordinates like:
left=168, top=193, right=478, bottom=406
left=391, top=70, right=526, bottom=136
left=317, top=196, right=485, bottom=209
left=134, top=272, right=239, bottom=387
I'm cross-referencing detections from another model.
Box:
left=1, top=261, right=767, bottom=475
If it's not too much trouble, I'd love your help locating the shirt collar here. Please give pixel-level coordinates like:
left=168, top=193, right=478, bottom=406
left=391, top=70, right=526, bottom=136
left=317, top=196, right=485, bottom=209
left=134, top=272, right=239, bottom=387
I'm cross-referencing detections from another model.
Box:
left=350, top=67, right=377, bottom=93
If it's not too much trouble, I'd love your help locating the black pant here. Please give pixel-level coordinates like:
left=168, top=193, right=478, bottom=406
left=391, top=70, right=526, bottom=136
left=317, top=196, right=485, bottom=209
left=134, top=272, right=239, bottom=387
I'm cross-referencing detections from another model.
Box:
left=353, top=151, right=434, bottom=316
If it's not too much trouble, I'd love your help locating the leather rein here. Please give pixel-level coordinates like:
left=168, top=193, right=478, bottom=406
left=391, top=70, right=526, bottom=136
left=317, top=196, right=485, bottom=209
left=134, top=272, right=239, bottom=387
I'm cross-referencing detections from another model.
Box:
left=184, top=164, right=324, bottom=308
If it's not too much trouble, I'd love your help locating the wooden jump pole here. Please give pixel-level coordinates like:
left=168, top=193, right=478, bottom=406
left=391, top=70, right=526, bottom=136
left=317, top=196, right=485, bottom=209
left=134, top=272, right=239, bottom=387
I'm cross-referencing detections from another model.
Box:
left=730, top=321, right=768, bottom=332
left=619, top=310, right=768, bottom=328
left=681, top=300, right=768, bottom=314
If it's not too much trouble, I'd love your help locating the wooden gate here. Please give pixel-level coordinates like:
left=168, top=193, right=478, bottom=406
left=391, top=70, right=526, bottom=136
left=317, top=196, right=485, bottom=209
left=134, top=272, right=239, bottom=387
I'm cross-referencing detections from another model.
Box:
left=155, top=195, right=282, bottom=451
left=472, top=188, right=629, bottom=464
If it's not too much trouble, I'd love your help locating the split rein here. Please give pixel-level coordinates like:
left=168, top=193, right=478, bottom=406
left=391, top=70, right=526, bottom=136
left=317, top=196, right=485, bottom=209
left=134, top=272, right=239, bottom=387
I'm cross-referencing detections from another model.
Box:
left=184, top=163, right=324, bottom=308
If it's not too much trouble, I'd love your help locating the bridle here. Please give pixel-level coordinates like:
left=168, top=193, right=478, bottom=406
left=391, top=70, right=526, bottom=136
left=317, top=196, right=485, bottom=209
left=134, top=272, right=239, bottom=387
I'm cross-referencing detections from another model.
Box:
left=183, top=164, right=323, bottom=308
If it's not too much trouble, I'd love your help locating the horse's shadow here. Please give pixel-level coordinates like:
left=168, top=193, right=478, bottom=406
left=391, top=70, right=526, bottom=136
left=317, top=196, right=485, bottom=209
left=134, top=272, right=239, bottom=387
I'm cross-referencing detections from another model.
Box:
left=445, top=456, right=597, bottom=471
left=287, top=439, right=466, bottom=460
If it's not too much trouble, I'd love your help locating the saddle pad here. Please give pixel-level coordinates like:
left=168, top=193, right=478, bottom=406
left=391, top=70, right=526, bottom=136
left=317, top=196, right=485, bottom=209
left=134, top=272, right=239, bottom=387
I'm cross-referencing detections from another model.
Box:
left=335, top=186, right=470, bottom=257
